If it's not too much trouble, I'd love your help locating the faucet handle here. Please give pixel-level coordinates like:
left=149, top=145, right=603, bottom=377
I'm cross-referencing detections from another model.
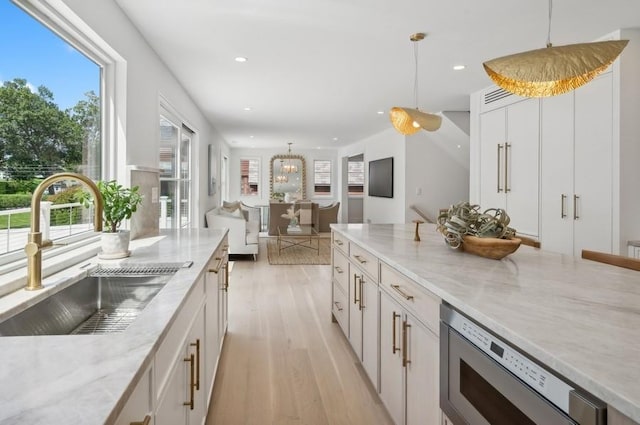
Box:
left=25, top=242, right=39, bottom=257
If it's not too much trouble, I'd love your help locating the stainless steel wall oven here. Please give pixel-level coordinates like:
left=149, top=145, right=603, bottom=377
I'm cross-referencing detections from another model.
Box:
left=440, top=303, right=606, bottom=425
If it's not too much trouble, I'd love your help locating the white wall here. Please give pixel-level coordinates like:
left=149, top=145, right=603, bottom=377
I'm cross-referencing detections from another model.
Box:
left=360, top=129, right=406, bottom=224
left=405, top=119, right=470, bottom=223
left=228, top=147, right=340, bottom=207
left=58, top=0, right=226, bottom=228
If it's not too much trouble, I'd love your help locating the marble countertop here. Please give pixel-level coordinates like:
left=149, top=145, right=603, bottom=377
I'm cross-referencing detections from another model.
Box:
left=332, top=223, right=640, bottom=422
left=0, top=229, right=227, bottom=425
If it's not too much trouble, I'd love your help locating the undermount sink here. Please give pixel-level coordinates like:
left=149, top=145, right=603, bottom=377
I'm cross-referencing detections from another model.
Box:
left=0, top=265, right=182, bottom=336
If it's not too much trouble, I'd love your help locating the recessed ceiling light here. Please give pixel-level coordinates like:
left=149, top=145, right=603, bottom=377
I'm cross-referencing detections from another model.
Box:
left=377, top=111, right=385, bottom=115
left=332, top=137, right=338, bottom=141
left=453, top=65, right=466, bottom=71
left=249, top=135, right=254, bottom=138
left=243, top=107, right=252, bottom=111
left=231, top=140, right=238, bottom=144
left=457, top=144, right=462, bottom=148
left=235, top=57, right=248, bottom=63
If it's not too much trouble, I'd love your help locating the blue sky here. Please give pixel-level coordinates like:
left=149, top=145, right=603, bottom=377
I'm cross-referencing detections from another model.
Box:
left=0, top=0, right=99, bottom=110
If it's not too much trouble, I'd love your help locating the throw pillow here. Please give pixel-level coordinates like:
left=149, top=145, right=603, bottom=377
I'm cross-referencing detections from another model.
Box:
left=222, top=200, right=241, bottom=212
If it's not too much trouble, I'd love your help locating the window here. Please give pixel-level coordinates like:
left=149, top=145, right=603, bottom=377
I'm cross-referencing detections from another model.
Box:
left=348, top=158, right=364, bottom=194
left=159, top=115, right=192, bottom=229
left=0, top=1, right=104, bottom=261
left=314, top=160, right=332, bottom=195
left=240, top=158, right=259, bottom=196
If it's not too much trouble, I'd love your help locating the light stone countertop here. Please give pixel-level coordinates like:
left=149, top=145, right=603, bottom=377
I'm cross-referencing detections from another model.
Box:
left=332, top=223, right=640, bottom=422
left=0, top=228, right=227, bottom=425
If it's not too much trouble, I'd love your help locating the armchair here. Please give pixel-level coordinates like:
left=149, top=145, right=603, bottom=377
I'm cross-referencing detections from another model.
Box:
left=268, top=201, right=319, bottom=235
left=206, top=201, right=260, bottom=260
left=317, top=202, right=340, bottom=232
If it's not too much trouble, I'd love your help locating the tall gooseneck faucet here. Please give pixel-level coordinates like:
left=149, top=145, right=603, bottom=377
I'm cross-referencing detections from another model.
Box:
left=24, top=173, right=103, bottom=291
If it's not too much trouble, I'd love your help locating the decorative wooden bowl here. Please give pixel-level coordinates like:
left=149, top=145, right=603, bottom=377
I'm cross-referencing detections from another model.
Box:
left=461, top=235, right=522, bottom=260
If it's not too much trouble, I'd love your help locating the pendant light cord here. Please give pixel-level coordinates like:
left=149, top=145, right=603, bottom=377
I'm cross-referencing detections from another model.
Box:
left=413, top=40, right=419, bottom=108
left=546, top=0, right=553, bottom=47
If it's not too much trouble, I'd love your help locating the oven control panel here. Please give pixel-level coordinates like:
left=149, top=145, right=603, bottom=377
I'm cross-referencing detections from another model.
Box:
left=446, top=308, right=574, bottom=413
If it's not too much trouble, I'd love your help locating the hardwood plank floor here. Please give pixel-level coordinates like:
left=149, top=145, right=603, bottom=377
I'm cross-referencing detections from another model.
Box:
left=206, top=239, right=394, bottom=425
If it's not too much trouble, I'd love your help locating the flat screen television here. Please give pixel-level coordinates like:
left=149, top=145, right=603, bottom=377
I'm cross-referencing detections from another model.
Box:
left=368, top=157, right=393, bottom=198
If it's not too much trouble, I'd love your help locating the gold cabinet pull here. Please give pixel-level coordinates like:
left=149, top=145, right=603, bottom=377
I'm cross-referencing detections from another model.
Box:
left=334, top=266, right=344, bottom=274
left=392, top=312, right=401, bottom=354
left=574, top=195, right=580, bottom=220
left=209, top=256, right=224, bottom=274
left=353, top=254, right=367, bottom=264
left=504, top=142, right=511, bottom=193
left=391, top=284, right=414, bottom=301
left=190, top=339, right=200, bottom=391
left=335, top=239, right=343, bottom=246
left=333, top=301, right=343, bottom=312
left=130, top=415, right=151, bottom=425
left=497, top=144, right=503, bottom=193
left=353, top=274, right=360, bottom=306
left=561, top=194, right=567, bottom=218
left=402, top=320, right=412, bottom=367
left=184, top=353, right=195, bottom=410
left=358, top=275, right=364, bottom=311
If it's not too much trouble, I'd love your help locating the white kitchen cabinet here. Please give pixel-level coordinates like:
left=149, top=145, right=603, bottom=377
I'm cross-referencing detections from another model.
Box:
left=114, top=365, right=153, bottom=425
left=156, top=300, right=206, bottom=425
left=349, top=264, right=379, bottom=387
left=540, top=73, right=614, bottom=256
left=379, top=289, right=439, bottom=425
left=478, top=97, right=540, bottom=237
left=332, top=247, right=350, bottom=336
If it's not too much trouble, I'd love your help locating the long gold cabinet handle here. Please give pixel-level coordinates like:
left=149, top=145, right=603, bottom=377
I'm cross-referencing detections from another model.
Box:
left=402, top=320, right=412, bottom=367
left=497, top=144, right=503, bottom=193
left=561, top=194, right=567, bottom=218
left=130, top=415, right=151, bottom=425
left=190, top=339, right=200, bottom=391
left=504, top=143, right=511, bottom=193
left=391, top=284, right=414, bottom=301
left=353, top=254, right=367, bottom=264
left=222, top=263, right=229, bottom=291
left=358, top=275, right=364, bottom=311
left=184, top=353, right=195, bottom=410
left=353, top=274, right=360, bottom=306
left=392, top=312, right=401, bottom=354
left=574, top=195, right=580, bottom=220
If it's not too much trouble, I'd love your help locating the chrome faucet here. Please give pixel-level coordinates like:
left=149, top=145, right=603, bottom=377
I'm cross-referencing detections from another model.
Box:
left=24, top=172, right=103, bottom=291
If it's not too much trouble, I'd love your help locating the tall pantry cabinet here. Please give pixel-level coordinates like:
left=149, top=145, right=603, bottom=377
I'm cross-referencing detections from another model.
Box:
left=471, top=29, right=640, bottom=255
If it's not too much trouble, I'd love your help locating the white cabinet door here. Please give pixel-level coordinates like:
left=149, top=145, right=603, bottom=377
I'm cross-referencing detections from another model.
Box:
left=506, top=98, right=540, bottom=236
left=405, top=314, right=439, bottom=425
left=114, top=366, right=153, bottom=425
left=218, top=257, right=228, bottom=347
left=348, top=270, right=363, bottom=359
left=479, top=107, right=507, bottom=212
left=155, top=349, right=188, bottom=425
left=574, top=73, right=613, bottom=255
left=361, top=272, right=379, bottom=388
left=187, top=306, right=206, bottom=425
left=379, top=291, right=404, bottom=425
left=540, top=92, right=575, bottom=255
left=205, top=269, right=219, bottom=401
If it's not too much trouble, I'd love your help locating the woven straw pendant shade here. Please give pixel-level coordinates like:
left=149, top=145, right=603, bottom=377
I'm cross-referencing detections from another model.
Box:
left=390, top=107, right=442, bottom=134
left=390, top=33, right=442, bottom=135
left=484, top=40, right=628, bottom=97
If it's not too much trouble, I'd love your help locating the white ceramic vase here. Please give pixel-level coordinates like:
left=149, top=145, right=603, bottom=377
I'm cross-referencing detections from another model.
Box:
left=100, top=230, right=131, bottom=259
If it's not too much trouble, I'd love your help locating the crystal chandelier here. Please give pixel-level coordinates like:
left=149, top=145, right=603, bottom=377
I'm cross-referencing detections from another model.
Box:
left=282, top=143, right=298, bottom=173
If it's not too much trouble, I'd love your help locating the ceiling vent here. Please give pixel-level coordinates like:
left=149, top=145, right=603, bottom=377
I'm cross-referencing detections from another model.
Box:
left=484, top=87, right=512, bottom=104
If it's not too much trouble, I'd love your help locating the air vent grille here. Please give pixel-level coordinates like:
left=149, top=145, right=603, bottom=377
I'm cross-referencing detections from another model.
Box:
left=484, top=88, right=512, bottom=104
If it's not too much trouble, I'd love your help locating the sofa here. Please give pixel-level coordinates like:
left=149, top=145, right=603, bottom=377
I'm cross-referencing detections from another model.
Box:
left=206, top=201, right=260, bottom=259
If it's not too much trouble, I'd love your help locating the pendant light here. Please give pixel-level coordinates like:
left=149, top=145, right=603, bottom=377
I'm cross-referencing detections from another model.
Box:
left=390, top=32, right=442, bottom=135
left=483, top=0, right=628, bottom=98
left=281, top=142, right=299, bottom=174
left=275, top=159, right=288, bottom=183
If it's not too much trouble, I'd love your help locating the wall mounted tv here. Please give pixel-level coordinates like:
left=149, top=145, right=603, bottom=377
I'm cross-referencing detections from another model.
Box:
left=368, top=157, right=393, bottom=198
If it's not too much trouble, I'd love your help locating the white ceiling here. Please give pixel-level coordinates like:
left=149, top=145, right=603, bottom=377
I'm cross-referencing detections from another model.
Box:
left=115, top=0, right=640, bottom=149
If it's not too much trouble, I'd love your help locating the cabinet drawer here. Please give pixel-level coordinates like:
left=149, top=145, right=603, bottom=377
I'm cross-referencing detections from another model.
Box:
left=332, top=231, right=349, bottom=255
left=350, top=242, right=379, bottom=282
left=332, top=280, right=349, bottom=336
left=332, top=248, right=349, bottom=296
left=380, top=262, right=440, bottom=335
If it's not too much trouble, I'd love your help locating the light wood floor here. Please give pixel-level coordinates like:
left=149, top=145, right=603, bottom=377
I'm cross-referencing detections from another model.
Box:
left=206, top=239, right=394, bottom=425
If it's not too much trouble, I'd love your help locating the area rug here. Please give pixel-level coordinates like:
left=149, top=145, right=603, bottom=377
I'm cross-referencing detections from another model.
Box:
left=267, top=237, right=331, bottom=265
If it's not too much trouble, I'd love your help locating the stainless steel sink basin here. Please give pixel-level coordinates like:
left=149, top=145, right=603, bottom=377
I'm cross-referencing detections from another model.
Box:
left=0, top=265, right=182, bottom=336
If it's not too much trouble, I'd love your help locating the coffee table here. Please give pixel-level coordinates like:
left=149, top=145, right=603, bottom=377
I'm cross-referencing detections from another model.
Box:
left=277, top=225, right=320, bottom=255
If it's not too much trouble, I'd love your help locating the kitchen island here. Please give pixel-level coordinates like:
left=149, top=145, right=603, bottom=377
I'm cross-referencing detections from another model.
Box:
left=0, top=228, right=228, bottom=425
left=331, top=223, right=640, bottom=424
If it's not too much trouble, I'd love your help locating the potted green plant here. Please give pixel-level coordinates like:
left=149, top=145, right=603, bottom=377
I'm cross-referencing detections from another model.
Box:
left=79, top=180, right=143, bottom=258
